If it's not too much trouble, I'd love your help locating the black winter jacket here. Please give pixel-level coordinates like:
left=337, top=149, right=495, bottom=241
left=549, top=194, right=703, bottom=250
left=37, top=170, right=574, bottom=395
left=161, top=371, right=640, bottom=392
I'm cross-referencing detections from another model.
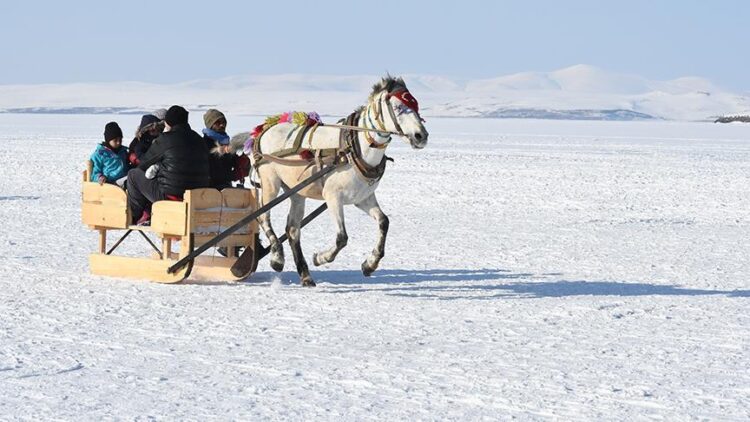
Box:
left=127, top=134, right=156, bottom=167
left=204, top=134, right=239, bottom=189
left=138, top=124, right=210, bottom=196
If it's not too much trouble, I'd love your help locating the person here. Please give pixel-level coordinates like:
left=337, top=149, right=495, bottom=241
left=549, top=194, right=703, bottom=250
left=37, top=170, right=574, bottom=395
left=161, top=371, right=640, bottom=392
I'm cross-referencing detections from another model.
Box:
left=202, top=108, right=245, bottom=189
left=153, top=108, right=167, bottom=121
left=128, top=114, right=163, bottom=167
left=90, top=122, right=129, bottom=187
left=126, top=105, right=210, bottom=225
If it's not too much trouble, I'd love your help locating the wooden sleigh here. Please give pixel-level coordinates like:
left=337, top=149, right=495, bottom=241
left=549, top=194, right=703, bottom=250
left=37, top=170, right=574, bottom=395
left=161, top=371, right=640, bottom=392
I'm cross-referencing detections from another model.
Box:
left=81, top=162, right=259, bottom=283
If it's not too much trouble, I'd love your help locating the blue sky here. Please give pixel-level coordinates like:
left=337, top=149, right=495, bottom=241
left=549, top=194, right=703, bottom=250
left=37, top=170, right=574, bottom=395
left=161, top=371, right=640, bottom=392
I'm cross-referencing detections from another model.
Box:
left=3, top=0, right=748, bottom=91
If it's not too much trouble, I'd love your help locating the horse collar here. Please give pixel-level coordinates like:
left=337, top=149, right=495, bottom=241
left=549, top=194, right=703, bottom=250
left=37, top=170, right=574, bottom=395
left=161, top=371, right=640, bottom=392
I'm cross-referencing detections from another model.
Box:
left=340, top=110, right=389, bottom=183
left=365, top=103, right=391, bottom=149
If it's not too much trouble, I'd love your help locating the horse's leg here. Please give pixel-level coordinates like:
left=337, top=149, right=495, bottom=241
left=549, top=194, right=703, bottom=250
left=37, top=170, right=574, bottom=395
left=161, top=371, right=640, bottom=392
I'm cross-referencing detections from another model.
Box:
left=286, top=195, right=314, bottom=286
left=355, top=193, right=389, bottom=276
left=312, top=196, right=347, bottom=266
left=258, top=174, right=285, bottom=272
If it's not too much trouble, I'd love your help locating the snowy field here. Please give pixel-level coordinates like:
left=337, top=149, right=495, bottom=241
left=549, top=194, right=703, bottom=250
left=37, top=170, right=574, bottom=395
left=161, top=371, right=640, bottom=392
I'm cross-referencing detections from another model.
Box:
left=0, top=114, right=748, bottom=420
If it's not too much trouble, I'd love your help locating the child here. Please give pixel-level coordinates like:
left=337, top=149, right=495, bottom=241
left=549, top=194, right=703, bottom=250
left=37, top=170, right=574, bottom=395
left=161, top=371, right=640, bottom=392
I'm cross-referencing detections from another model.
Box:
left=128, top=114, right=163, bottom=167
left=90, top=122, right=129, bottom=188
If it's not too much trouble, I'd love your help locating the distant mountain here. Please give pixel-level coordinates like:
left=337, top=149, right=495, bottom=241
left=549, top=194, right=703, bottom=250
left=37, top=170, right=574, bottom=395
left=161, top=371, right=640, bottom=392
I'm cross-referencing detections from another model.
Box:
left=0, top=66, right=748, bottom=121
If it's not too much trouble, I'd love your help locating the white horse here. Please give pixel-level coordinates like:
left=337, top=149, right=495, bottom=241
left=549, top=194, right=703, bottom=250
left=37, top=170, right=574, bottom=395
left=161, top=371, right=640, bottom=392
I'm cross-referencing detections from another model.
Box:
left=240, top=76, right=428, bottom=286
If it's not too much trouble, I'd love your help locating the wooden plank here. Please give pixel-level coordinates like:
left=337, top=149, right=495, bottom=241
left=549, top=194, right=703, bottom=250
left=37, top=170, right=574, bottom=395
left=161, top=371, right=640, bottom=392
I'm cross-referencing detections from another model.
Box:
left=151, top=200, right=188, bottom=236
left=84, top=160, right=93, bottom=182
left=194, top=233, right=252, bottom=247
left=98, top=229, right=106, bottom=254
left=162, top=238, right=172, bottom=260
left=82, top=203, right=129, bottom=229
left=222, top=215, right=258, bottom=231
left=89, top=254, right=190, bottom=283
left=191, top=255, right=249, bottom=281
left=82, top=182, right=128, bottom=206
left=186, top=189, right=222, bottom=210
left=191, top=209, right=251, bottom=228
left=222, top=188, right=255, bottom=209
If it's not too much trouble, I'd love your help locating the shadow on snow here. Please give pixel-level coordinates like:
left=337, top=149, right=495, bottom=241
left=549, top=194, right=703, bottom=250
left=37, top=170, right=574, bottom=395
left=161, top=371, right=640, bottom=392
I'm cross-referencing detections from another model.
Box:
left=239, top=268, right=748, bottom=300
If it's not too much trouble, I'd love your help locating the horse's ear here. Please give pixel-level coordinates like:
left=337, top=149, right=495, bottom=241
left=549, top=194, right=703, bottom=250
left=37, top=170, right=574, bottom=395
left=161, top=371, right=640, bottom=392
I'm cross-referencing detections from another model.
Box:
left=381, top=75, right=405, bottom=93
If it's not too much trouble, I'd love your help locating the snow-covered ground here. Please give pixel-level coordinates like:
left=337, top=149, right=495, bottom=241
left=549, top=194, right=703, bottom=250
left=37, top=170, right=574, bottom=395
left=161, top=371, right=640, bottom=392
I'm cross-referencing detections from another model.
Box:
left=0, top=114, right=748, bottom=419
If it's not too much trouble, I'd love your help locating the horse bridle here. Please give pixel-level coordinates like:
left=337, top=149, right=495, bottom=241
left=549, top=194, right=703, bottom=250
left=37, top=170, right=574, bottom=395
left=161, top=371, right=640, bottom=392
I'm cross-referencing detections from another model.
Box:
left=365, top=89, right=422, bottom=149
left=384, top=89, right=422, bottom=134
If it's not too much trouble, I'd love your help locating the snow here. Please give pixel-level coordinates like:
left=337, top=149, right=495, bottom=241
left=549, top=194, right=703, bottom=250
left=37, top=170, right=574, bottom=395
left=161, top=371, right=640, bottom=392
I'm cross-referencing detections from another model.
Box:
left=1, top=114, right=749, bottom=419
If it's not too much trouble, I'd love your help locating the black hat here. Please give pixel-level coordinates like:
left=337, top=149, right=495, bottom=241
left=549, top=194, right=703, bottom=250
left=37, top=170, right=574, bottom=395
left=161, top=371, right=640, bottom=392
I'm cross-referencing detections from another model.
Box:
left=139, top=114, right=160, bottom=131
left=103, top=122, right=123, bottom=141
left=165, top=105, right=189, bottom=126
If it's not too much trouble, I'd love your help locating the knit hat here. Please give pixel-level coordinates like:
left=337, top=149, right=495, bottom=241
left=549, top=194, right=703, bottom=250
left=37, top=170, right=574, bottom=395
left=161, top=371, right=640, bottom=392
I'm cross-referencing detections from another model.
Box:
left=103, top=122, right=123, bottom=141
left=139, top=114, right=160, bottom=131
left=203, top=109, right=226, bottom=129
left=164, top=105, right=189, bottom=126
left=153, top=108, right=167, bottom=120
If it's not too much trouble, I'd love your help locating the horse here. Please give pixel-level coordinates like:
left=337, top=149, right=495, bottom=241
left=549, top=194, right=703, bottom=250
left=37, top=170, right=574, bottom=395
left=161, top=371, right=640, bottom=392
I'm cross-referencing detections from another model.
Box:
left=238, top=76, right=428, bottom=286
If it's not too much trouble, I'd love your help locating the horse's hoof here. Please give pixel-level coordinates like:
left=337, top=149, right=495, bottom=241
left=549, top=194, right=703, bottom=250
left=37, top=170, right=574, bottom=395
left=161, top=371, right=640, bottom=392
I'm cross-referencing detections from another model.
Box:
left=312, top=253, right=322, bottom=267
left=361, top=262, right=375, bottom=277
left=301, top=277, right=316, bottom=287
left=270, top=260, right=284, bottom=272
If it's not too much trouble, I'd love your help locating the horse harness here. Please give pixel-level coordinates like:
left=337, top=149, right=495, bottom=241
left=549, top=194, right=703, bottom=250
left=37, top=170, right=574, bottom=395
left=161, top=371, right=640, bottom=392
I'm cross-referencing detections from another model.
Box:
left=250, top=87, right=421, bottom=184
left=252, top=112, right=398, bottom=185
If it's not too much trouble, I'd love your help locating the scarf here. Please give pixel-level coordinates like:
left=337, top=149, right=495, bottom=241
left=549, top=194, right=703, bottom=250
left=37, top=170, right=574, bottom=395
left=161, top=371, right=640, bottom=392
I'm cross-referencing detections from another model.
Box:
left=203, top=128, right=230, bottom=145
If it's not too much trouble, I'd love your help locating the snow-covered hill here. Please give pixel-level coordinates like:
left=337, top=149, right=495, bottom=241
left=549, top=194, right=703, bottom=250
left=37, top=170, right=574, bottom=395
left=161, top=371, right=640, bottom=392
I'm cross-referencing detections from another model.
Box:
left=1, top=65, right=748, bottom=121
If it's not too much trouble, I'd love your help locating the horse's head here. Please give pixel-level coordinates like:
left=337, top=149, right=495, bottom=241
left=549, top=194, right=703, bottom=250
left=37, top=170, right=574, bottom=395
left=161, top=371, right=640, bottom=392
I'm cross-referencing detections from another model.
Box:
left=370, top=76, right=429, bottom=149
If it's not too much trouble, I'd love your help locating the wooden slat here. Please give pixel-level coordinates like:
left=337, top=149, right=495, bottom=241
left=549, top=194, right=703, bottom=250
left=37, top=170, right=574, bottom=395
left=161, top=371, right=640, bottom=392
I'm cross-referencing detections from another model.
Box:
left=98, top=229, right=106, bottom=254
left=192, top=209, right=251, bottom=227
left=82, top=182, right=128, bottom=206
left=186, top=189, right=222, bottom=210
left=84, top=160, right=93, bottom=182
left=194, top=233, right=252, bottom=247
left=191, top=253, right=253, bottom=281
left=222, top=188, right=255, bottom=209
left=151, top=200, right=188, bottom=236
left=89, top=254, right=189, bottom=283
left=82, top=203, right=129, bottom=229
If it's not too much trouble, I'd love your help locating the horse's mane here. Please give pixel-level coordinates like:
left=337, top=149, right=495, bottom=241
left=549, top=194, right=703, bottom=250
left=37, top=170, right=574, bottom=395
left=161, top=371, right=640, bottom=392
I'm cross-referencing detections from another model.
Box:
left=369, top=75, right=407, bottom=101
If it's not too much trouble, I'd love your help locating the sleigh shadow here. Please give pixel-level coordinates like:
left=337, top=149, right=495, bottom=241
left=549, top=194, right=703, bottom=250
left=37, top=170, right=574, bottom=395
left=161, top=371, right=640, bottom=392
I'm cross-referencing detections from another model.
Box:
left=290, top=268, right=750, bottom=300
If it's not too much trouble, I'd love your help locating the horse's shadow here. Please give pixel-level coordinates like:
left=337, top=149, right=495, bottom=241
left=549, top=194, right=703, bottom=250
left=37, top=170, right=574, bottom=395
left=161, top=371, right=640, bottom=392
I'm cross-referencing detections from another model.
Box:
left=246, top=268, right=749, bottom=300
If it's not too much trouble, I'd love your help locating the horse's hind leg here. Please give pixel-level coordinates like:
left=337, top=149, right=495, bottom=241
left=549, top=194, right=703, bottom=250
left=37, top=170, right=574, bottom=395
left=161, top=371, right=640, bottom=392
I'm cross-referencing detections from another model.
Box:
left=286, top=195, right=315, bottom=286
left=258, top=174, right=285, bottom=272
left=355, top=193, right=389, bottom=276
left=312, top=196, right=347, bottom=267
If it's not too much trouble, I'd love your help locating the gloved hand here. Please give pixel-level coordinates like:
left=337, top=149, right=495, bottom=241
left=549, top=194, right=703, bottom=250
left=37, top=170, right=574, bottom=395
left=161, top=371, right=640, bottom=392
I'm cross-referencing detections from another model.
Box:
left=234, top=154, right=251, bottom=180
left=145, top=164, right=159, bottom=179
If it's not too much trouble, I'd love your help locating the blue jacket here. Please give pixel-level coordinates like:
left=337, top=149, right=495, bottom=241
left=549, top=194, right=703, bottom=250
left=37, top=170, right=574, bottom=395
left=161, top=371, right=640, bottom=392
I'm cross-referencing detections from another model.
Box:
left=90, top=143, right=129, bottom=182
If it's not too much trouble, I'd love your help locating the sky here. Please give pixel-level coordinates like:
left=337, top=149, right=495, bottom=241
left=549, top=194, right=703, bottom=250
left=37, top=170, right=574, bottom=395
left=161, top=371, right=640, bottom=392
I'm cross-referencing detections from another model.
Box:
left=3, top=0, right=749, bottom=92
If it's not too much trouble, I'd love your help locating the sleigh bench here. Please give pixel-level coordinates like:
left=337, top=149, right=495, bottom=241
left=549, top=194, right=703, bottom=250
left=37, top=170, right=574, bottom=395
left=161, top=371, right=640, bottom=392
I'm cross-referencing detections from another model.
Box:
left=81, top=163, right=258, bottom=283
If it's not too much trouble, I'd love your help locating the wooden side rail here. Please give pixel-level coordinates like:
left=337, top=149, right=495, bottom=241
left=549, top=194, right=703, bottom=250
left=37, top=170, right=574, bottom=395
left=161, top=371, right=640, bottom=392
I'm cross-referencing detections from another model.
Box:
left=82, top=181, right=130, bottom=229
